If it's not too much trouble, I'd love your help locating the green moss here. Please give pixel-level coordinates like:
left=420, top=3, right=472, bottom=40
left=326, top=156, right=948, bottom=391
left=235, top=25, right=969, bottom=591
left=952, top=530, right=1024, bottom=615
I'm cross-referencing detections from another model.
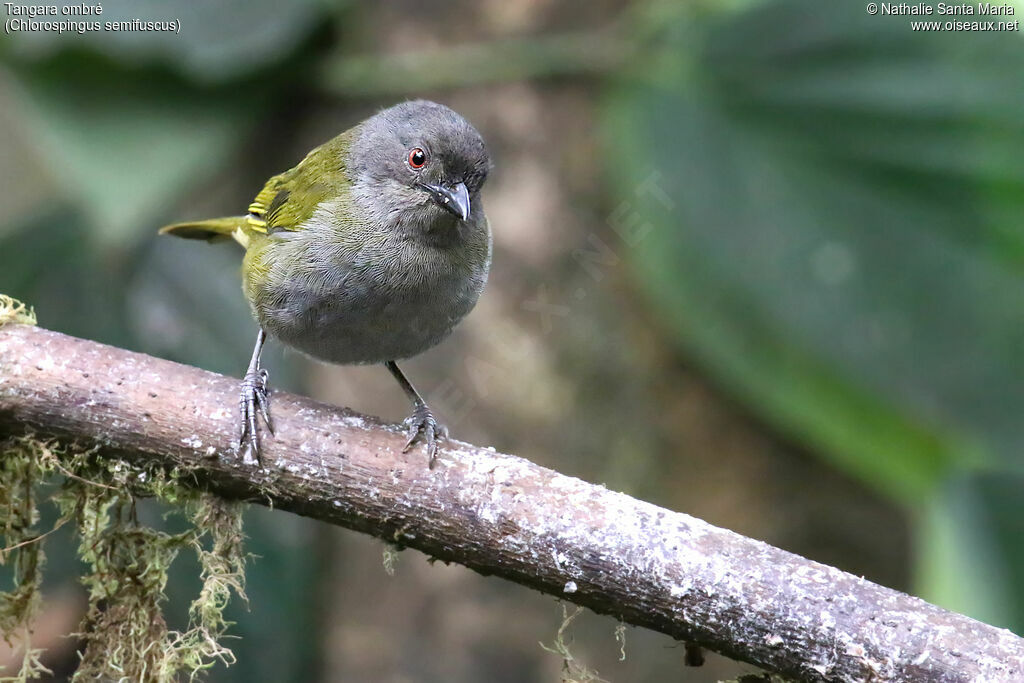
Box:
left=540, top=603, right=608, bottom=683
left=0, top=439, right=54, bottom=682
left=381, top=543, right=400, bottom=577
left=0, top=437, right=246, bottom=682
left=0, top=295, right=36, bottom=327
left=613, top=622, right=626, bottom=662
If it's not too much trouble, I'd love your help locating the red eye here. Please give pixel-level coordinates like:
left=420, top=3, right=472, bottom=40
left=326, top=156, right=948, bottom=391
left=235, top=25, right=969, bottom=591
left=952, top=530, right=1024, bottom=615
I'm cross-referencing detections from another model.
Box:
left=408, top=148, right=427, bottom=169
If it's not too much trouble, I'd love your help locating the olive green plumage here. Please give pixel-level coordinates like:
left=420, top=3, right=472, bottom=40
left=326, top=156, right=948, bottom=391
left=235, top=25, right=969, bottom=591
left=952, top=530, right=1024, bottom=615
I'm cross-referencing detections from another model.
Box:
left=160, top=101, right=493, bottom=464
left=159, top=131, right=352, bottom=245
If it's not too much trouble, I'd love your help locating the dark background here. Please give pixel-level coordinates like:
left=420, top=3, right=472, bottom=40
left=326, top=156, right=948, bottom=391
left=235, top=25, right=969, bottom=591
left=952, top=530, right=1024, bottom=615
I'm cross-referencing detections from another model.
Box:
left=2, top=1, right=1023, bottom=680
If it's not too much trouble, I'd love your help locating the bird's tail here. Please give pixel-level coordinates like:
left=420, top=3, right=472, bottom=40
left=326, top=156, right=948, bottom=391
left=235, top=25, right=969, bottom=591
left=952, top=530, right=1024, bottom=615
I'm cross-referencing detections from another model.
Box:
left=158, top=217, right=250, bottom=247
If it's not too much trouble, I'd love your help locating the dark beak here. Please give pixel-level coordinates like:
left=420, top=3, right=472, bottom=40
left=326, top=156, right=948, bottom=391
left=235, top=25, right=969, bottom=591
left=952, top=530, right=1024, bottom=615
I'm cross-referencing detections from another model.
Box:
left=422, top=181, right=471, bottom=221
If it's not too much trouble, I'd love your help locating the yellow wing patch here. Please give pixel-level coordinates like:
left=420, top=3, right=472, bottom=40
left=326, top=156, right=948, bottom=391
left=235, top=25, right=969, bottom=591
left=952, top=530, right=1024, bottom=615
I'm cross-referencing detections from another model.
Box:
left=243, top=135, right=347, bottom=236
left=247, top=180, right=297, bottom=234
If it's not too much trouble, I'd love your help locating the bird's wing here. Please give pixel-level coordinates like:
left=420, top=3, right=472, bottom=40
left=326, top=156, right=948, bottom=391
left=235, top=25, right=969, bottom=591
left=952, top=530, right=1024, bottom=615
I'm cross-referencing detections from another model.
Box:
left=246, top=135, right=350, bottom=235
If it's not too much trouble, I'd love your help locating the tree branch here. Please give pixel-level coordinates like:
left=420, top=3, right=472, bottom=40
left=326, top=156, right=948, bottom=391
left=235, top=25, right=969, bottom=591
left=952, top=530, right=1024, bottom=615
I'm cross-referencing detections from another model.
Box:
left=0, top=323, right=1021, bottom=682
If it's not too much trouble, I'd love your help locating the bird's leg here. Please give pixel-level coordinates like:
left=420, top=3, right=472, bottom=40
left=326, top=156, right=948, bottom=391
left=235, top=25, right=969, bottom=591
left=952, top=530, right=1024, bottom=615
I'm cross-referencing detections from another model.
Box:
left=385, top=361, right=447, bottom=467
left=239, top=328, right=274, bottom=462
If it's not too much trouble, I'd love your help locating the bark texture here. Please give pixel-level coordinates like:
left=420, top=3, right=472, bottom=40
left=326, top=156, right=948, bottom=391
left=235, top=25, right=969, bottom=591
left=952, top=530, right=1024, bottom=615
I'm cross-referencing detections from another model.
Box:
left=0, top=323, right=1021, bottom=682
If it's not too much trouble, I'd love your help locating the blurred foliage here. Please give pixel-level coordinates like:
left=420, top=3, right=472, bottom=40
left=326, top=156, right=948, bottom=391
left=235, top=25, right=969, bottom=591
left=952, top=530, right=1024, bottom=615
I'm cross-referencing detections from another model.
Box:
left=1, top=1, right=336, bottom=678
left=12, top=61, right=248, bottom=247
left=607, top=0, right=1024, bottom=632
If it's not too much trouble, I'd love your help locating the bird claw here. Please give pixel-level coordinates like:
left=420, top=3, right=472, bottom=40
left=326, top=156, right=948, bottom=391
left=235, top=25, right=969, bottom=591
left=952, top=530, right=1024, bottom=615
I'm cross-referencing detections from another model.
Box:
left=402, top=404, right=447, bottom=467
left=238, top=367, right=273, bottom=463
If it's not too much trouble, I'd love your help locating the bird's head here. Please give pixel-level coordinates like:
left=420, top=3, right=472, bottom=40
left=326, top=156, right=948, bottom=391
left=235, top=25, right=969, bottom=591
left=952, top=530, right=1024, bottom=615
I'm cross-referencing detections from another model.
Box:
left=348, top=100, right=491, bottom=239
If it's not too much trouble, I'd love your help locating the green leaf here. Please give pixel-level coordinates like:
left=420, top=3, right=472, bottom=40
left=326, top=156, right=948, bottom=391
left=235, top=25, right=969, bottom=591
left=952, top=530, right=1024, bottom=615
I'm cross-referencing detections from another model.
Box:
left=916, top=473, right=1024, bottom=633
left=605, top=0, right=1024, bottom=502
left=5, top=58, right=254, bottom=248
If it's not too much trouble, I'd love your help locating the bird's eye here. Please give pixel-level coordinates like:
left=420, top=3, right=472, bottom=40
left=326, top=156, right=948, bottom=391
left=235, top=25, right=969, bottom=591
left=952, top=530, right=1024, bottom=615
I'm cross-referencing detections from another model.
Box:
left=408, top=148, right=427, bottom=169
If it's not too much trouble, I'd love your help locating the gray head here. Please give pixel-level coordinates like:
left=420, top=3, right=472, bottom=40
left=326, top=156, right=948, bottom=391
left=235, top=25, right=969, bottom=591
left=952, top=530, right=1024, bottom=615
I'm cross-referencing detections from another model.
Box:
left=348, top=100, right=491, bottom=238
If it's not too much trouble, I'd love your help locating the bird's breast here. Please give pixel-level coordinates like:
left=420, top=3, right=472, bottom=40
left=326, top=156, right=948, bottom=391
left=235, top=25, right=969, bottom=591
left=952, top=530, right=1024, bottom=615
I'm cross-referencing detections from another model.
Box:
left=247, top=217, right=491, bottom=365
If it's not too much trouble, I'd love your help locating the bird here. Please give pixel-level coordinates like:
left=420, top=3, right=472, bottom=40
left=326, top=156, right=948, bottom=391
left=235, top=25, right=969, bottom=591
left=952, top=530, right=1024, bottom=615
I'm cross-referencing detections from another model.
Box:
left=160, top=100, right=492, bottom=466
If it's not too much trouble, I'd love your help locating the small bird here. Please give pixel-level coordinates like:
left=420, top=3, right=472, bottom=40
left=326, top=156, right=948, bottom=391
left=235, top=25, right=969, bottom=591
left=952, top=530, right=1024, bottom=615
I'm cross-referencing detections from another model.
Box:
left=160, top=100, right=492, bottom=465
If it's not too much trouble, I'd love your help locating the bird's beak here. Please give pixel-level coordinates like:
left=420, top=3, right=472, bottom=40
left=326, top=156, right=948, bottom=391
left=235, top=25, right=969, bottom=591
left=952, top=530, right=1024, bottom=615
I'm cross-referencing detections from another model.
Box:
left=422, top=181, right=471, bottom=221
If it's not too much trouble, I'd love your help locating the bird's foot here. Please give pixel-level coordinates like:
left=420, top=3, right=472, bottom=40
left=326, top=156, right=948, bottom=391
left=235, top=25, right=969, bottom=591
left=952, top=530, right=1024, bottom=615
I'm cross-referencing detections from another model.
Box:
left=402, top=403, right=447, bottom=467
left=238, top=367, right=274, bottom=463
